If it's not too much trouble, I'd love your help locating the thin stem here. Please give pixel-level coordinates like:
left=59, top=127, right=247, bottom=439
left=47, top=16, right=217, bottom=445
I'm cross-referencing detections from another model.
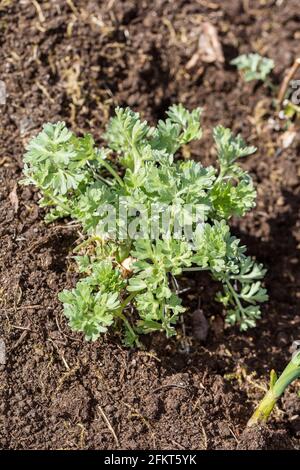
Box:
left=225, top=279, right=244, bottom=322
left=114, top=292, right=140, bottom=346
left=97, top=174, right=114, bottom=186
left=45, top=192, right=71, bottom=214
left=73, top=234, right=103, bottom=253
left=116, top=313, right=140, bottom=348
left=100, top=159, right=124, bottom=187
left=215, top=169, right=225, bottom=184
left=116, top=310, right=135, bottom=335
left=87, top=161, right=113, bottom=186
left=182, top=267, right=207, bottom=272
left=119, top=292, right=136, bottom=310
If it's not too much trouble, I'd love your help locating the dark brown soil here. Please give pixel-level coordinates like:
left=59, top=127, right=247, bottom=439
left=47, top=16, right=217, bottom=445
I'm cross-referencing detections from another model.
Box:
left=1, top=0, right=300, bottom=450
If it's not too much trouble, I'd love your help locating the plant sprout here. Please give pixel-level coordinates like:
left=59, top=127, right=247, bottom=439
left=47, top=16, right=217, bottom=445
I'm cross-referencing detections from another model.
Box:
left=248, top=341, right=300, bottom=426
left=231, top=53, right=274, bottom=82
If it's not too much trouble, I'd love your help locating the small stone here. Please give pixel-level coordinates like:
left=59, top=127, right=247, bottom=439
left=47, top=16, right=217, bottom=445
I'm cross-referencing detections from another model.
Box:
left=192, top=309, right=209, bottom=341
left=276, top=196, right=285, bottom=206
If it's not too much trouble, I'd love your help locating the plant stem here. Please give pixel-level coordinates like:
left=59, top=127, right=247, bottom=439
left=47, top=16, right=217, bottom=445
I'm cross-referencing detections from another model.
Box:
left=120, top=292, right=136, bottom=310
left=248, top=353, right=300, bottom=426
left=44, top=192, right=71, bottom=214
left=182, top=267, right=207, bottom=272
left=247, top=389, right=277, bottom=426
left=115, top=292, right=140, bottom=346
left=73, top=234, right=103, bottom=253
left=100, top=159, right=124, bottom=187
left=225, top=279, right=244, bottom=322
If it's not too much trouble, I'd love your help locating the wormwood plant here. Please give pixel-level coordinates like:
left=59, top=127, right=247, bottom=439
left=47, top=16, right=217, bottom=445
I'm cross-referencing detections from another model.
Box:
left=22, top=104, right=268, bottom=346
left=231, top=53, right=274, bottom=82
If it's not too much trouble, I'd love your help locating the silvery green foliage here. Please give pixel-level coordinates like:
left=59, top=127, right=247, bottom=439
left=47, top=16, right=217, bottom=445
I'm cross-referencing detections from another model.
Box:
left=231, top=53, right=274, bottom=82
left=22, top=105, right=267, bottom=345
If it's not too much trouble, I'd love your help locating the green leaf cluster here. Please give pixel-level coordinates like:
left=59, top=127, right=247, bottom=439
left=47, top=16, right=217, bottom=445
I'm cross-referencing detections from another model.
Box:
left=22, top=104, right=267, bottom=345
left=231, top=53, right=274, bottom=82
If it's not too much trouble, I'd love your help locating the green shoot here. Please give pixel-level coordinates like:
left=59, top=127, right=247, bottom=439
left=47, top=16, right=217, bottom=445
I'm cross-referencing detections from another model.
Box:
left=248, top=342, right=300, bottom=426
left=231, top=53, right=274, bottom=82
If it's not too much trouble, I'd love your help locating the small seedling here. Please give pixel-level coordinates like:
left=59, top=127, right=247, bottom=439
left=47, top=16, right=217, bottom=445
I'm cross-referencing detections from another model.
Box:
left=231, top=53, right=274, bottom=82
left=248, top=341, right=300, bottom=426
left=281, top=100, right=300, bottom=123
left=22, top=105, right=267, bottom=345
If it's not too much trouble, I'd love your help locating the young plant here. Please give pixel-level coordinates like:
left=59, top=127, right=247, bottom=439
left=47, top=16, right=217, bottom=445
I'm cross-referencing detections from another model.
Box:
left=248, top=341, right=300, bottom=426
left=21, top=104, right=268, bottom=346
left=280, top=99, right=300, bottom=125
left=231, top=53, right=274, bottom=82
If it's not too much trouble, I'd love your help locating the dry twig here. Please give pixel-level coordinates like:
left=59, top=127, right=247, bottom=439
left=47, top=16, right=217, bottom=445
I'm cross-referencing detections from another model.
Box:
left=98, top=405, right=120, bottom=448
left=278, top=57, right=300, bottom=104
